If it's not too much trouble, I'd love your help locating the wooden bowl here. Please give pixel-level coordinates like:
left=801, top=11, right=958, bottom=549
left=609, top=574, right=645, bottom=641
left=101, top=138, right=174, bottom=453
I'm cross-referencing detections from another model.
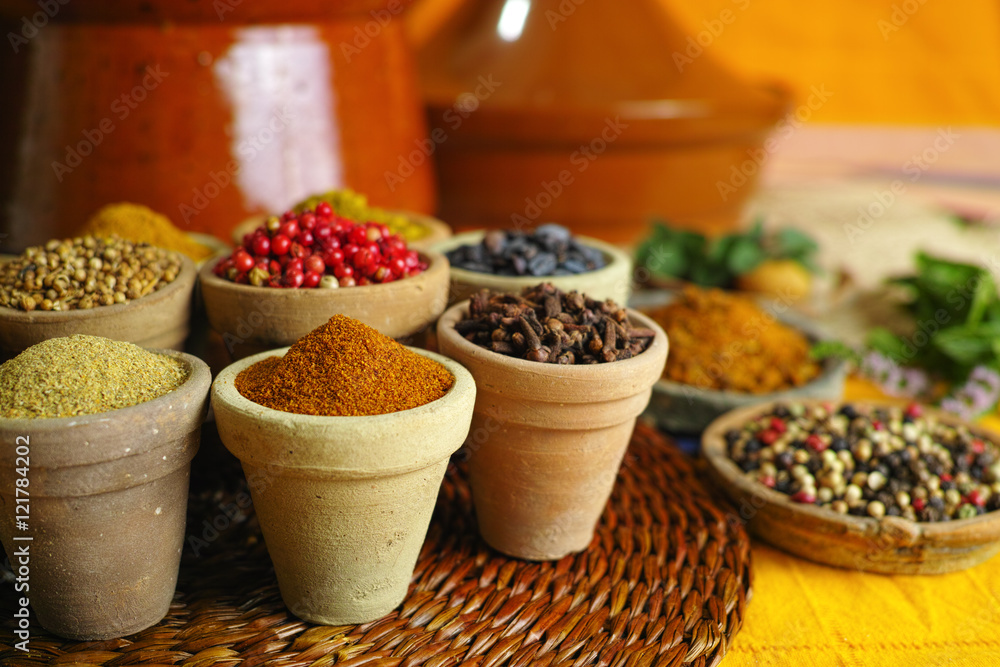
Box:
left=0, top=255, right=197, bottom=359
left=702, top=400, right=1000, bottom=574
left=431, top=231, right=633, bottom=306
left=198, top=250, right=450, bottom=360
left=230, top=212, right=452, bottom=252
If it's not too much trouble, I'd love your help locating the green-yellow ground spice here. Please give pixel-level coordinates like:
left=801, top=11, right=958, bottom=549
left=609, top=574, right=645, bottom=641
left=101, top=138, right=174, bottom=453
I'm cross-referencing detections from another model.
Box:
left=0, top=335, right=189, bottom=419
left=235, top=315, right=454, bottom=416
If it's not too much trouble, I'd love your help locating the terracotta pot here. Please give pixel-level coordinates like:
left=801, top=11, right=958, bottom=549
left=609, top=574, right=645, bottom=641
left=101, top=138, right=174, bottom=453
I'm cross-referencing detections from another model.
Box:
left=212, top=346, right=475, bottom=624
left=199, top=250, right=450, bottom=359
left=436, top=302, right=668, bottom=560
left=0, top=350, right=211, bottom=640
left=415, top=0, right=790, bottom=242
left=0, top=0, right=433, bottom=252
left=0, top=255, right=197, bottom=359
left=431, top=230, right=633, bottom=306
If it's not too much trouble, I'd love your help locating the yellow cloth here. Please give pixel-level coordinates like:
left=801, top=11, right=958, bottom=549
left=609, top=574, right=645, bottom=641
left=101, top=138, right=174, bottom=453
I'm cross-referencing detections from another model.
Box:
left=724, top=376, right=1000, bottom=666
left=727, top=544, right=1000, bottom=667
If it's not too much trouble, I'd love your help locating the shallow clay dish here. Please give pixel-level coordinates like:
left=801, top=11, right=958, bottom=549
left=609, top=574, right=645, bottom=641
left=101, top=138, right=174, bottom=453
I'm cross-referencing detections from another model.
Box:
left=211, top=345, right=475, bottom=624
left=198, top=250, right=449, bottom=359
left=187, top=232, right=231, bottom=264
left=437, top=301, right=667, bottom=560
left=431, top=230, right=633, bottom=306
left=230, top=211, right=452, bottom=251
left=702, top=399, right=1000, bottom=575
left=0, top=255, right=197, bottom=359
left=631, top=290, right=848, bottom=433
left=0, top=350, right=211, bottom=639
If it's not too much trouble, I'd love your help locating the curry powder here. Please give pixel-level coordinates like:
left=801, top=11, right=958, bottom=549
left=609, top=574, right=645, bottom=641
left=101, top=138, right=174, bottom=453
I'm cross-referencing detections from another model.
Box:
left=81, top=202, right=214, bottom=261
left=646, top=286, right=821, bottom=394
left=235, top=315, right=454, bottom=416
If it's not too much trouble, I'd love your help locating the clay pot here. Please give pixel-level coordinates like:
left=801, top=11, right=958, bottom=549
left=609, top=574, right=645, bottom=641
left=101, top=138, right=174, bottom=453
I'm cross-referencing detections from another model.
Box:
left=431, top=230, right=633, bottom=305
left=0, top=0, right=433, bottom=251
left=436, top=302, right=668, bottom=560
left=414, top=0, right=790, bottom=242
left=212, top=346, right=475, bottom=624
left=198, top=250, right=449, bottom=359
left=0, top=350, right=211, bottom=640
left=0, top=255, right=197, bottom=359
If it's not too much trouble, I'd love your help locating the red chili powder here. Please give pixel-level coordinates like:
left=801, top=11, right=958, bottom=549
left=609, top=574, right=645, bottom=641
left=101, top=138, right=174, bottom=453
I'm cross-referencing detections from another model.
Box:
left=235, top=314, right=454, bottom=416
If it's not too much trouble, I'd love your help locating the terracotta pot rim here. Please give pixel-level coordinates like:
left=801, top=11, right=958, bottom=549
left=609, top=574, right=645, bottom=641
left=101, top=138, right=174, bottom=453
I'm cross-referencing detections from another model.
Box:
left=198, top=249, right=447, bottom=298
left=438, top=301, right=668, bottom=398
left=0, top=255, right=196, bottom=325
left=432, top=231, right=631, bottom=292
left=0, top=350, right=211, bottom=467
left=212, top=345, right=476, bottom=475
left=702, top=399, right=1000, bottom=546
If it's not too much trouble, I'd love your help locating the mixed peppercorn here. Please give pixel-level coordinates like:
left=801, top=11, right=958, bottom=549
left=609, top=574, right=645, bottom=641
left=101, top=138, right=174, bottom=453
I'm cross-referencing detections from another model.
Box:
left=727, top=402, right=1000, bottom=522
left=456, top=283, right=655, bottom=364
left=445, top=224, right=605, bottom=277
left=214, top=202, right=426, bottom=288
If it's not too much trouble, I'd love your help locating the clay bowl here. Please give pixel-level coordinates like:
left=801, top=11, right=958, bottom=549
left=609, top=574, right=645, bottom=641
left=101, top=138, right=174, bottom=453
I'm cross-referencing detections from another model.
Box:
left=187, top=232, right=232, bottom=264
left=212, top=345, right=475, bottom=624
left=231, top=211, right=452, bottom=252
left=437, top=301, right=668, bottom=560
left=431, top=230, right=633, bottom=306
left=702, top=400, right=1000, bottom=575
left=198, top=250, right=449, bottom=359
left=0, top=350, right=211, bottom=640
left=0, top=255, right=197, bottom=359
left=631, top=290, right=847, bottom=434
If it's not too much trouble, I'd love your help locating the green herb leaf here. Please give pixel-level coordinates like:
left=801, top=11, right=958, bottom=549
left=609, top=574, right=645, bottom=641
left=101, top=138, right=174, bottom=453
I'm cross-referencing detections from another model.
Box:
left=726, top=238, right=766, bottom=275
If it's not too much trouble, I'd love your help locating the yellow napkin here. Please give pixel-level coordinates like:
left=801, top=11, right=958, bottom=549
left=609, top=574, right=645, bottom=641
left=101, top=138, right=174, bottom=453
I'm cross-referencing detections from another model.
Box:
left=726, top=544, right=1000, bottom=667
left=724, top=376, right=1000, bottom=666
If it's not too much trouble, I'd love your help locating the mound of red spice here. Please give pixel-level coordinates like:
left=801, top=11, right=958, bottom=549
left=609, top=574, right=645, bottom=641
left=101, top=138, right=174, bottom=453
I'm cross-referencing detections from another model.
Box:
left=235, top=315, right=454, bottom=416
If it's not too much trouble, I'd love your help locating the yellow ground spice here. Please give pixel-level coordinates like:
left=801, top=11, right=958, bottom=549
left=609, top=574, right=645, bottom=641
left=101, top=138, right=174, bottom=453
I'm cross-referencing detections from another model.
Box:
left=80, top=203, right=214, bottom=261
left=294, top=188, right=428, bottom=241
left=235, top=315, right=454, bottom=416
left=646, top=286, right=821, bottom=394
left=0, top=335, right=188, bottom=419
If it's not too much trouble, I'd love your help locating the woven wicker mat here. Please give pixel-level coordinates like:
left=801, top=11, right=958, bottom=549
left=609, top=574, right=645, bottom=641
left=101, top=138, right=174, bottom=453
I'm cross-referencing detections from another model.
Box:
left=1, top=422, right=752, bottom=667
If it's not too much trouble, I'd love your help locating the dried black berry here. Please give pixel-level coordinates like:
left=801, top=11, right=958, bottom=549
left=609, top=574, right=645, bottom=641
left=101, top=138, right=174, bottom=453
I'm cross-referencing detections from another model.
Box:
left=839, top=404, right=859, bottom=420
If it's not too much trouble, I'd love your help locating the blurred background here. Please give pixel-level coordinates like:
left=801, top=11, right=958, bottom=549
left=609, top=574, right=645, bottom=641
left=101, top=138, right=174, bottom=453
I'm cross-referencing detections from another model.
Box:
left=0, top=0, right=997, bottom=284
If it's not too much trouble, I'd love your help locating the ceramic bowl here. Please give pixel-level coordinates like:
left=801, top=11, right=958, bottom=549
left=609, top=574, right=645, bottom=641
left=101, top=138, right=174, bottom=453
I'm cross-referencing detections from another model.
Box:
left=187, top=232, right=231, bottom=264
left=702, top=400, right=1000, bottom=575
left=212, top=345, right=475, bottom=624
left=0, top=350, right=211, bottom=639
left=437, top=301, right=667, bottom=560
left=198, top=250, right=450, bottom=359
left=231, top=211, right=452, bottom=251
left=0, top=255, right=197, bottom=360
left=631, top=290, right=848, bottom=434
left=431, top=230, right=633, bottom=306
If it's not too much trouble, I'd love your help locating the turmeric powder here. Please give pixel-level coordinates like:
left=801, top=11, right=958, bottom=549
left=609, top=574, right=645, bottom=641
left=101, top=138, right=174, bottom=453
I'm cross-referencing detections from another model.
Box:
left=645, top=286, right=820, bottom=394
left=80, top=203, right=215, bottom=261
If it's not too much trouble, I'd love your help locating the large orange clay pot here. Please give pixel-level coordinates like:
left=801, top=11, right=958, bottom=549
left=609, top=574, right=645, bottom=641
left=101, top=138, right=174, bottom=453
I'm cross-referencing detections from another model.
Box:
left=413, top=0, right=791, bottom=242
left=0, top=0, right=434, bottom=252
